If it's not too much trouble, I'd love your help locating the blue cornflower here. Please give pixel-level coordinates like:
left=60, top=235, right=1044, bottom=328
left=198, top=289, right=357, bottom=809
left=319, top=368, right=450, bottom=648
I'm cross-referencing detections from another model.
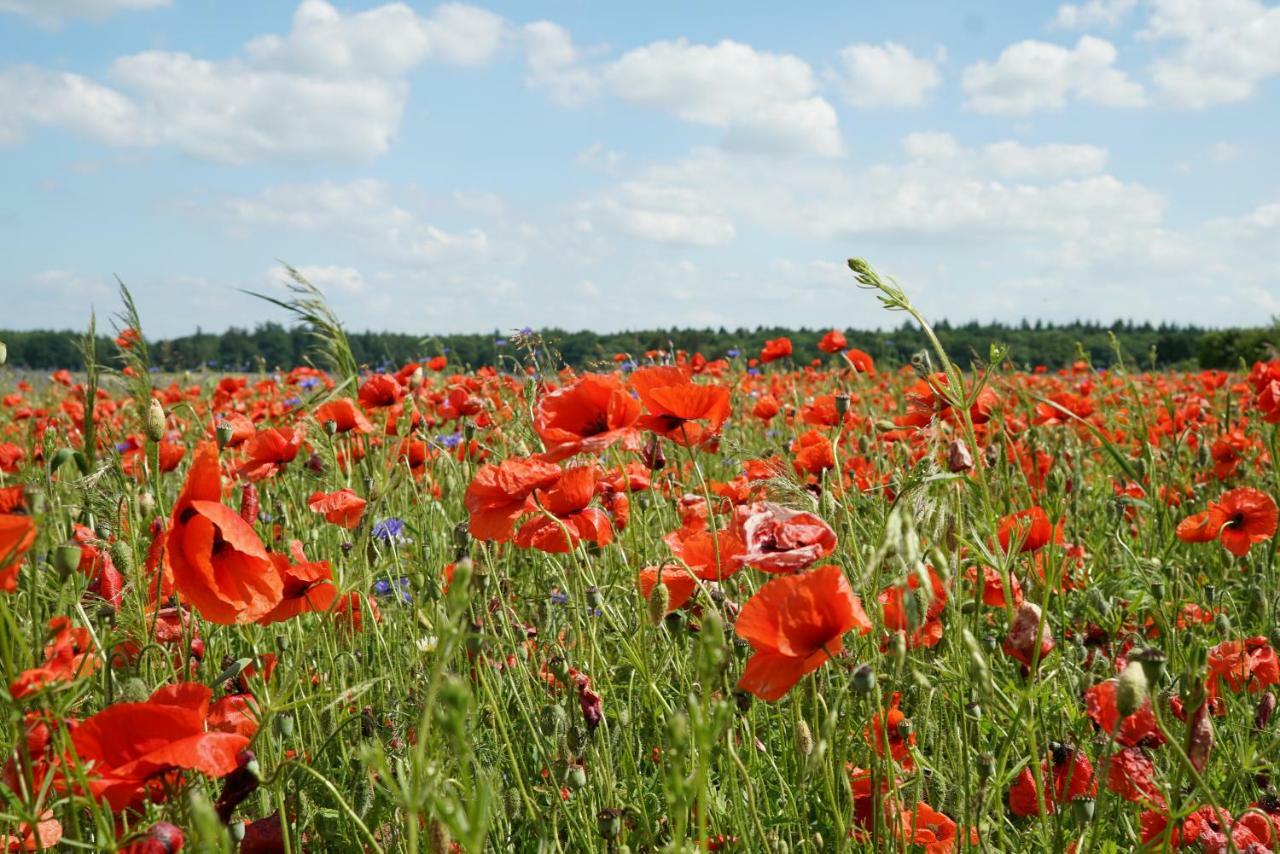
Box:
left=373, top=576, right=412, bottom=604
left=283, top=396, right=301, bottom=408
left=299, top=376, right=320, bottom=390
left=438, top=432, right=463, bottom=449
left=727, top=348, right=741, bottom=358
left=372, top=518, right=410, bottom=544
left=549, top=590, right=569, bottom=606
left=494, top=338, right=508, bottom=347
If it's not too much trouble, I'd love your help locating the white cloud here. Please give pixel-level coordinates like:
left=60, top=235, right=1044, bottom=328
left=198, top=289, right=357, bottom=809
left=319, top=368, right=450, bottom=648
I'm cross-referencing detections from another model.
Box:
left=1051, top=0, right=1138, bottom=30
left=273, top=264, right=366, bottom=295
left=604, top=38, right=843, bottom=157
left=838, top=42, right=943, bottom=108
left=522, top=20, right=602, bottom=106
left=227, top=180, right=489, bottom=264
left=962, top=36, right=1146, bottom=114
left=0, top=0, right=510, bottom=163
left=1141, top=0, right=1280, bottom=107
left=0, top=0, right=166, bottom=27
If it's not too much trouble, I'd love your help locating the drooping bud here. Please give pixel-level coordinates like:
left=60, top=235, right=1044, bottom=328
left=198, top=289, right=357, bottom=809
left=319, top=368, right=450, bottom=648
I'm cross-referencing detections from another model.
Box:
left=977, top=752, right=994, bottom=783
left=139, top=491, right=156, bottom=517
left=647, top=578, right=671, bottom=626
left=146, top=398, right=166, bottom=443
left=642, top=433, right=666, bottom=471
left=1116, top=661, right=1149, bottom=719
left=1256, top=692, right=1277, bottom=732
left=239, top=483, right=259, bottom=525
left=0, top=340, right=6, bottom=366
left=852, top=664, right=875, bottom=696
left=947, top=438, right=974, bottom=473
left=1187, top=699, right=1214, bottom=772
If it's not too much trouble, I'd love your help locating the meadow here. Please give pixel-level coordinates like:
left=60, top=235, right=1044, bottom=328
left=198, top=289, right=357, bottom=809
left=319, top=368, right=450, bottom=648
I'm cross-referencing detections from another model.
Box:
left=2, top=259, right=1279, bottom=853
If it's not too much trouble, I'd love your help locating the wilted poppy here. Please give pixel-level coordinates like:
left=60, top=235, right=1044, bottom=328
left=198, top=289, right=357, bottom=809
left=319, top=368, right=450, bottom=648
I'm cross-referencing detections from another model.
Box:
left=734, top=564, right=871, bottom=701
left=166, top=442, right=282, bottom=624
left=735, top=502, right=837, bottom=574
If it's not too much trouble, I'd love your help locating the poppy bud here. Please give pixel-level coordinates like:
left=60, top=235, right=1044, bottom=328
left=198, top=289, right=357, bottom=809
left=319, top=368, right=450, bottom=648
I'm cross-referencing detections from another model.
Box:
left=977, top=752, right=994, bottom=783
left=947, top=438, right=973, bottom=473
left=565, top=763, right=587, bottom=790
left=1246, top=583, right=1267, bottom=618
left=50, top=447, right=75, bottom=472
left=852, top=664, right=875, bottom=696
left=540, top=704, right=567, bottom=737
left=1214, top=613, right=1231, bottom=635
left=597, top=808, right=622, bottom=840
left=1204, top=584, right=1216, bottom=606
left=1133, top=647, right=1167, bottom=687
left=324, top=418, right=338, bottom=436
left=275, top=714, right=294, bottom=738
left=139, top=491, right=156, bottom=516
left=0, top=340, right=6, bottom=365
left=586, top=586, right=603, bottom=609
left=890, top=631, right=907, bottom=666
left=1150, top=580, right=1164, bottom=602
left=239, top=483, right=259, bottom=525
left=428, top=818, right=452, bottom=854
left=1116, top=662, right=1148, bottom=719
left=647, top=579, right=671, bottom=626
left=121, top=676, right=149, bottom=703
left=275, top=633, right=290, bottom=653
left=1256, top=692, right=1276, bottom=732
left=53, top=543, right=81, bottom=579
left=795, top=719, right=814, bottom=757
left=109, top=540, right=133, bottom=574
left=642, top=433, right=666, bottom=471
left=229, top=821, right=246, bottom=843
left=1072, top=797, right=1096, bottom=823
left=873, top=418, right=897, bottom=432
left=146, top=399, right=166, bottom=443
left=1187, top=699, right=1214, bottom=772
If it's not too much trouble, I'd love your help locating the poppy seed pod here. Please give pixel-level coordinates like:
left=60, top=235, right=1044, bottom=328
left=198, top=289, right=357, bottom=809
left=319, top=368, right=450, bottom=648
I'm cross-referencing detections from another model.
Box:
left=215, top=422, right=234, bottom=449
left=1072, top=797, right=1096, bottom=823
left=1116, top=662, right=1148, bottom=719
left=146, top=399, right=166, bottom=443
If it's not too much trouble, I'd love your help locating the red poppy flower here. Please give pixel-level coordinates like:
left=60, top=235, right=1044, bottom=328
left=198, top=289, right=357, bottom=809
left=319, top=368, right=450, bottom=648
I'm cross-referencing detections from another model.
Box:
left=663, top=525, right=746, bottom=581
left=257, top=541, right=338, bottom=625
left=9, top=617, right=100, bottom=699
left=881, top=566, right=948, bottom=649
left=1207, top=637, right=1280, bottom=696
left=515, top=466, right=614, bottom=553
left=791, top=429, right=835, bottom=476
left=465, top=456, right=563, bottom=542
left=636, top=565, right=700, bottom=614
left=1216, top=488, right=1278, bottom=557
left=238, top=425, right=306, bottom=481
left=1, top=512, right=36, bottom=593
left=630, top=366, right=731, bottom=446
left=68, top=682, right=249, bottom=811
left=1, top=811, right=61, bottom=852
left=1008, top=747, right=1096, bottom=816
left=1084, top=678, right=1165, bottom=748
left=867, top=691, right=916, bottom=766
left=898, top=801, right=973, bottom=854
left=751, top=395, right=780, bottom=421
left=842, top=348, right=875, bottom=373
left=210, top=412, right=255, bottom=448
left=312, top=398, right=374, bottom=434
left=0, top=442, right=26, bottom=473
left=357, top=373, right=405, bottom=409
left=534, top=373, right=641, bottom=461
left=734, top=502, right=837, bottom=574
left=0, top=485, right=24, bottom=513
left=997, top=506, right=1060, bottom=553
left=1104, top=748, right=1164, bottom=808
left=307, top=489, right=367, bottom=529
left=734, top=564, right=871, bottom=701
left=818, top=330, right=848, bottom=354
left=166, top=442, right=283, bottom=624
left=758, top=337, right=792, bottom=364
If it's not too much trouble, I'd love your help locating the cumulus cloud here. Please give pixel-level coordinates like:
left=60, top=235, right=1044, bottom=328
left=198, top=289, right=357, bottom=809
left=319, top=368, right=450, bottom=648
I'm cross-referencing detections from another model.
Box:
left=522, top=20, right=602, bottom=106
left=227, top=180, right=489, bottom=264
left=0, top=0, right=167, bottom=27
left=0, top=0, right=509, bottom=163
left=963, top=36, right=1146, bottom=114
left=1141, top=0, right=1280, bottom=107
left=838, top=42, right=943, bottom=108
left=1050, top=0, right=1138, bottom=30
left=604, top=39, right=843, bottom=157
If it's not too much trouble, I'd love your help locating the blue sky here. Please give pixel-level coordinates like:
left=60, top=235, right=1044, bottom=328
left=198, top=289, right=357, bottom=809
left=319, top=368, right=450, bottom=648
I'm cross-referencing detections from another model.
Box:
left=1, top=0, right=1277, bottom=337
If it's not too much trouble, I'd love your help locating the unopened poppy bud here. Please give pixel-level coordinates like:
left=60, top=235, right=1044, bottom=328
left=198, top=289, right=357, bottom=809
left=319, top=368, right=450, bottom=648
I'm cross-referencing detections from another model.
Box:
left=642, top=433, right=666, bottom=471
left=121, top=676, right=149, bottom=703
left=229, top=822, right=246, bottom=843
left=215, top=422, right=234, bottom=449
left=795, top=719, right=814, bottom=757
left=50, top=447, right=75, bottom=471
left=1072, top=797, right=1096, bottom=823
left=1133, top=647, right=1167, bottom=687
left=1246, top=583, right=1267, bottom=617
left=852, top=664, right=875, bottom=696
left=0, top=340, right=6, bottom=365
left=53, top=543, right=81, bottom=579
left=1151, top=580, right=1165, bottom=602
left=146, top=398, right=166, bottom=443
left=947, top=438, right=973, bottom=472
left=109, top=540, right=133, bottom=574
left=275, top=714, right=294, bottom=737
left=874, top=418, right=897, bottom=432
left=586, top=586, right=603, bottom=608
left=1256, top=692, right=1276, bottom=731
left=977, top=752, right=994, bottom=783
left=1187, top=699, right=1214, bottom=772
left=428, top=818, right=452, bottom=854
left=1204, top=584, right=1216, bottom=606
left=1116, top=662, right=1148, bottom=718
left=275, top=633, right=290, bottom=653
left=597, top=808, right=622, bottom=840
left=1214, top=613, right=1231, bottom=635
left=139, top=491, right=156, bottom=516
left=539, top=704, right=567, bottom=737
left=565, top=763, right=587, bottom=790
left=890, top=630, right=907, bottom=665
left=647, top=579, right=671, bottom=626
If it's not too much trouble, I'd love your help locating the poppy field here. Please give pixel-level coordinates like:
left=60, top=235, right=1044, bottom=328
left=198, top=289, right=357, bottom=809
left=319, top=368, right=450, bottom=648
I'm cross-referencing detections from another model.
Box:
left=3, top=260, right=1280, bottom=853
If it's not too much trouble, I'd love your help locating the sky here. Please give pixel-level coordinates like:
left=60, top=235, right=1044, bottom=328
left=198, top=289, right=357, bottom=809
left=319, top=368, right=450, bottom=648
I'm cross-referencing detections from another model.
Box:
left=0, top=0, right=1278, bottom=338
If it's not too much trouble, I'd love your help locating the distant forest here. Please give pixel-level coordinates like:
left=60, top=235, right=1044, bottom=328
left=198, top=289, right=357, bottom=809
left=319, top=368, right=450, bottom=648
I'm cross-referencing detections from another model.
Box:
left=1, top=319, right=1277, bottom=373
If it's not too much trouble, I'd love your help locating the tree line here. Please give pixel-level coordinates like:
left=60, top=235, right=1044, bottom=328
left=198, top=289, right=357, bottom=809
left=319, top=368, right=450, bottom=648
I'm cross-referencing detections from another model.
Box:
left=1, top=318, right=1276, bottom=374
